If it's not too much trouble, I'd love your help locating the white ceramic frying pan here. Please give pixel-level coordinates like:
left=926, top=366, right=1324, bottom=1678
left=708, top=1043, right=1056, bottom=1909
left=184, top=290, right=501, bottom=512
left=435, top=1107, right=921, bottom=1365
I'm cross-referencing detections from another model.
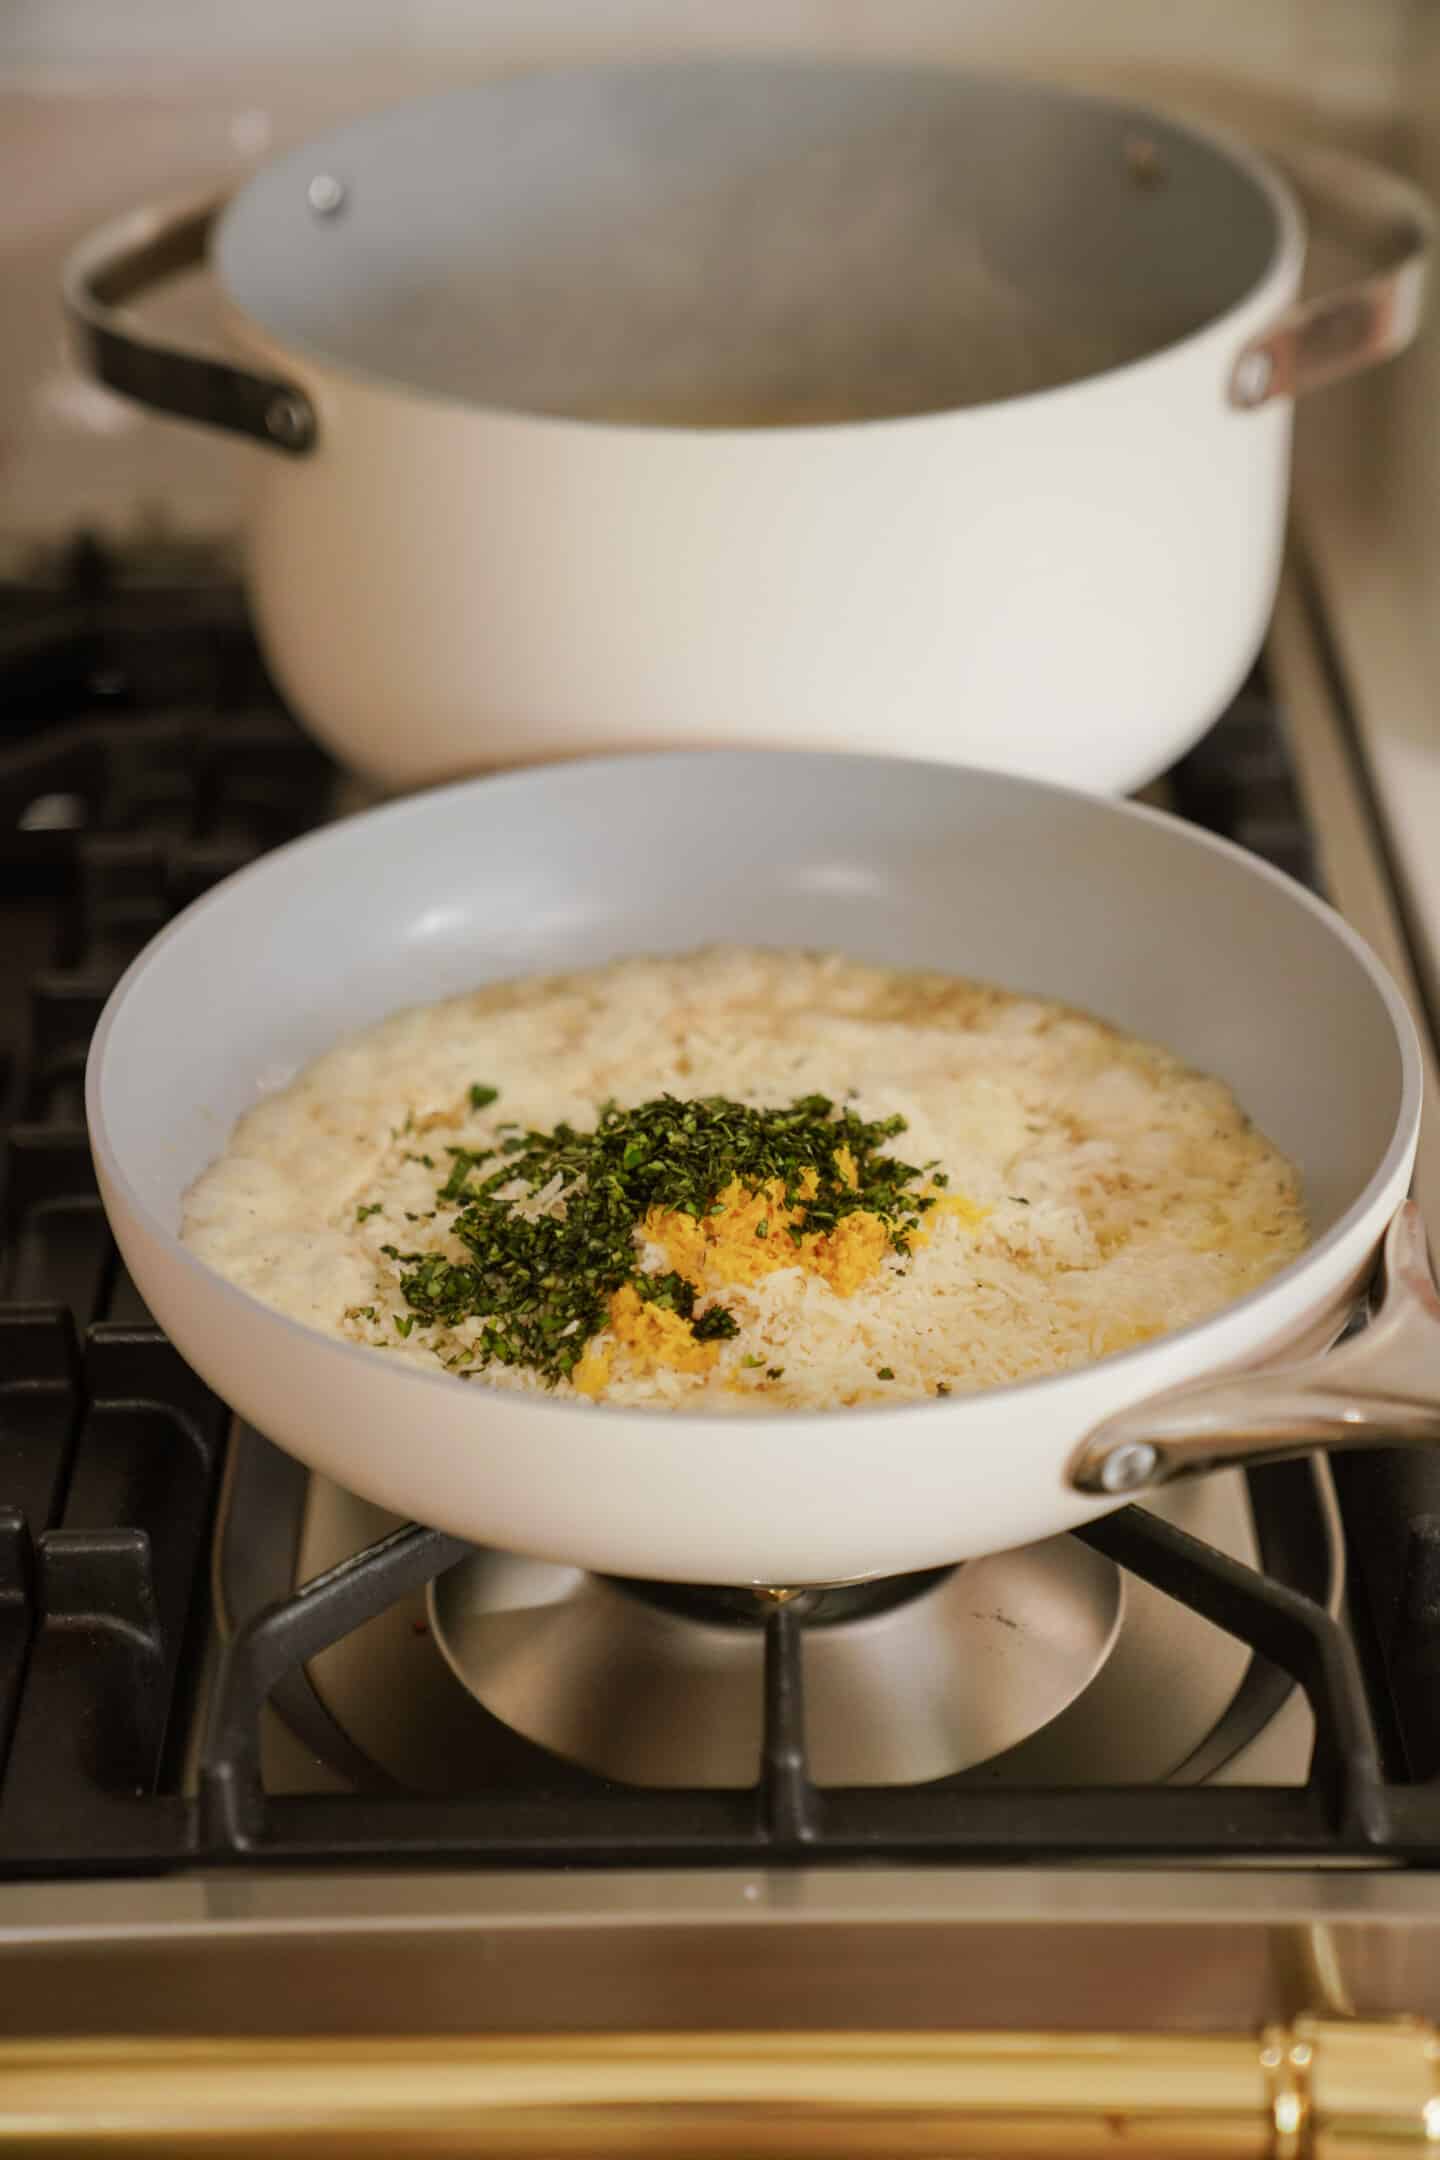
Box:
left=86, top=753, right=1437, bottom=1587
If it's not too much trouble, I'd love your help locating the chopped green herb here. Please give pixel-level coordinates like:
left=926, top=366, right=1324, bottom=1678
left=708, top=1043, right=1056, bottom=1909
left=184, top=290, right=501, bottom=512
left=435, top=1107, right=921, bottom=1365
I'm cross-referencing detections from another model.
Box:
left=633, top=1270, right=696, bottom=1318
left=355, top=1202, right=382, bottom=1223
left=766, top=1366, right=785, bottom=1380
left=876, top=1366, right=895, bottom=1381
left=1008, top=1194, right=1030, bottom=1206
left=404, top=1152, right=436, bottom=1169
left=692, top=1306, right=740, bottom=1342
left=439, top=1146, right=493, bottom=1205
left=741, top=1353, right=766, bottom=1370
left=469, top=1083, right=500, bottom=1111
left=754, top=1218, right=769, bottom=1240
left=930, top=1171, right=950, bottom=1189
left=383, top=1091, right=928, bottom=1388
left=393, top=1313, right=415, bottom=1339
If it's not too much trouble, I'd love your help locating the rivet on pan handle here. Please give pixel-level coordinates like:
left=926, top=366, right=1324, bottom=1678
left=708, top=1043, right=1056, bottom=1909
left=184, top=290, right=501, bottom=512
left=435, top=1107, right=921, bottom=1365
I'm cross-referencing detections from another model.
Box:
left=1230, top=145, right=1433, bottom=407
left=1070, top=1201, right=1440, bottom=1496
left=62, top=194, right=318, bottom=454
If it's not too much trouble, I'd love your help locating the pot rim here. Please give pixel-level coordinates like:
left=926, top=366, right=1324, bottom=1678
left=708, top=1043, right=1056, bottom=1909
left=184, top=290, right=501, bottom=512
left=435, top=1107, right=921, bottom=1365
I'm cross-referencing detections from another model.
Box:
left=214, top=58, right=1307, bottom=438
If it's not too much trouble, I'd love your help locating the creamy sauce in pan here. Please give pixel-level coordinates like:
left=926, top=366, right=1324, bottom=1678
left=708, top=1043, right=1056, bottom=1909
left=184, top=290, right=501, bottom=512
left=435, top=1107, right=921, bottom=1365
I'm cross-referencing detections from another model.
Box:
left=181, top=947, right=1309, bottom=1413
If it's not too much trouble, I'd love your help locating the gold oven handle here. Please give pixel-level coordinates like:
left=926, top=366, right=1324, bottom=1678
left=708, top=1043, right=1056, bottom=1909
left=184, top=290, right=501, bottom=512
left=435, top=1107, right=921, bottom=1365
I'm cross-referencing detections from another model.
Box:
left=0, top=2020, right=1436, bottom=2155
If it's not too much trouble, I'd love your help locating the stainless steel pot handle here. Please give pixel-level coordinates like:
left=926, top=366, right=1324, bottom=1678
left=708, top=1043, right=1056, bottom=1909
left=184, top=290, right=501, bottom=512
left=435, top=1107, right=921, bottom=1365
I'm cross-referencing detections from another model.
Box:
left=1230, top=146, right=1434, bottom=408
left=62, top=194, right=317, bottom=454
left=1070, top=1201, right=1440, bottom=1495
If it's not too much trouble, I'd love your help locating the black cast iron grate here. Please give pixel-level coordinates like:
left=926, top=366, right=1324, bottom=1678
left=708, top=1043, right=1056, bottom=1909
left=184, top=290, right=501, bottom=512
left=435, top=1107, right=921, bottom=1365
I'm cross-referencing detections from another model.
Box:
left=192, top=1494, right=1402, bottom=1866
left=1, top=535, right=1437, bottom=1875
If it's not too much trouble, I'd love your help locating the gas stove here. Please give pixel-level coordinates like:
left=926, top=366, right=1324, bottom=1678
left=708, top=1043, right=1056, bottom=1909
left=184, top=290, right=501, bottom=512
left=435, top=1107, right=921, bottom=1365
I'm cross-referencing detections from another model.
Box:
left=5, top=535, right=1440, bottom=1979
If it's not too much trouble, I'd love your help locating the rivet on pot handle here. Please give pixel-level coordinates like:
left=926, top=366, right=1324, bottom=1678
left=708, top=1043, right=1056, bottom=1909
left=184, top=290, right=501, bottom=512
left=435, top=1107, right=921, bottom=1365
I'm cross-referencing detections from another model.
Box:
left=62, top=195, right=317, bottom=455
left=1230, top=146, right=1434, bottom=408
left=1070, top=1202, right=1440, bottom=1496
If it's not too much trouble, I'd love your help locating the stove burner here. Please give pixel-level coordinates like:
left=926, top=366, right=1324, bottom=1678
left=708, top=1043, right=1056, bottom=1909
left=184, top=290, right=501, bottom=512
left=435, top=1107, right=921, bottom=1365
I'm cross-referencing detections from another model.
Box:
left=610, top=1569, right=957, bottom=1630
left=427, top=1541, right=1123, bottom=1787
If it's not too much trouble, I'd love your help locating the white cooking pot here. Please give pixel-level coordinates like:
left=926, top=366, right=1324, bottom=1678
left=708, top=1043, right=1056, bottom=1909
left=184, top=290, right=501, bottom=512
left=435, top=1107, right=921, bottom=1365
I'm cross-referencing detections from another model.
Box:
left=86, top=752, right=1439, bottom=1589
left=65, top=61, right=1431, bottom=796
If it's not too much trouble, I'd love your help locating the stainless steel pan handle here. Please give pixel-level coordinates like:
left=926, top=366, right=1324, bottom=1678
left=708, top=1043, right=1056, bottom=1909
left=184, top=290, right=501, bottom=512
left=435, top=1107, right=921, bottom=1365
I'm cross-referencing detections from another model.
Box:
left=1071, top=1202, right=1440, bottom=1495
left=1230, top=146, right=1433, bottom=408
left=62, top=194, right=317, bottom=454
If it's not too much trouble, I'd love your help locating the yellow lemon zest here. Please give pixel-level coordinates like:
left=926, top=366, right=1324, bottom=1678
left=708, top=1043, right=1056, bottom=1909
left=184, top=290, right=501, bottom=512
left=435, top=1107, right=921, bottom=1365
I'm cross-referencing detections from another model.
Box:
left=607, top=1283, right=720, bottom=1377
left=571, top=1348, right=613, bottom=1399
left=588, top=1169, right=980, bottom=1394
left=911, top=1187, right=991, bottom=1248
left=648, top=1169, right=897, bottom=1302
left=644, top=1176, right=807, bottom=1290
left=797, top=1211, right=892, bottom=1296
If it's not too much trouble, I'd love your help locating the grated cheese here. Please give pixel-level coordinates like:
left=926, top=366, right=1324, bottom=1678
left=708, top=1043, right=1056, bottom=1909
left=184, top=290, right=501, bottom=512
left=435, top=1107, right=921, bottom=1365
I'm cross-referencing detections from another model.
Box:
left=182, top=947, right=1310, bottom=1413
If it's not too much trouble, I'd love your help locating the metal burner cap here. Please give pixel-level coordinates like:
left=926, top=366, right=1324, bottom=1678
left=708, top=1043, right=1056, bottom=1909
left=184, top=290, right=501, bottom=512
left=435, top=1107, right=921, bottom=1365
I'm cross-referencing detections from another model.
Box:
left=427, top=1541, right=1123, bottom=1788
